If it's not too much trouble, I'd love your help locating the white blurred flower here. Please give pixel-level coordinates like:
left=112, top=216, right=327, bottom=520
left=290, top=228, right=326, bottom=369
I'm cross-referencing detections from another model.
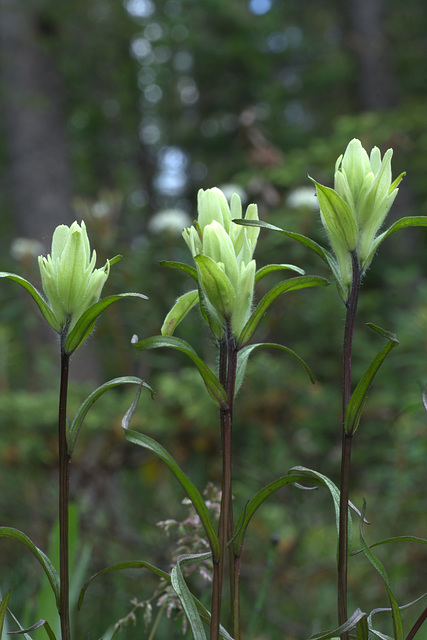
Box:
left=10, top=238, right=45, bottom=261
left=287, top=186, right=319, bottom=211
left=148, top=209, right=192, bottom=235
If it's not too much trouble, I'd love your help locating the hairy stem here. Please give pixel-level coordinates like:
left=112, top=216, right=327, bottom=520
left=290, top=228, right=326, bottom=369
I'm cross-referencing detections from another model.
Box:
left=210, top=324, right=238, bottom=640
left=338, top=252, right=361, bottom=639
left=58, top=344, right=71, bottom=640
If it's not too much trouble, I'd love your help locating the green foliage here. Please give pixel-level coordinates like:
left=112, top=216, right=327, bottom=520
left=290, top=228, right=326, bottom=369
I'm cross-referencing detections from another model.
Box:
left=3, top=0, right=427, bottom=637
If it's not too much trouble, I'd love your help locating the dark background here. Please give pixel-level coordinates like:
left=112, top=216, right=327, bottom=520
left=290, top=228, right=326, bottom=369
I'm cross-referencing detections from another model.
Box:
left=1, top=0, right=427, bottom=638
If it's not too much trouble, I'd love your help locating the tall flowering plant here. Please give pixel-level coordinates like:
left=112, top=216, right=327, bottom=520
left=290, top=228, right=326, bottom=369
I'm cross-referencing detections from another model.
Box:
left=235, top=138, right=427, bottom=639
left=130, top=187, right=328, bottom=639
left=0, top=221, right=149, bottom=640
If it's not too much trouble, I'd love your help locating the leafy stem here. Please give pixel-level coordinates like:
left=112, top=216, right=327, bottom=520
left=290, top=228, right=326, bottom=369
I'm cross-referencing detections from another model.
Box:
left=338, top=251, right=361, bottom=639
left=58, top=338, right=71, bottom=640
left=211, top=322, right=238, bottom=640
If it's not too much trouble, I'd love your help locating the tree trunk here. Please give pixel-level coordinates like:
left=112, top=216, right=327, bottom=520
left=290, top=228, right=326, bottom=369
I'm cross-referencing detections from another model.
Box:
left=0, top=0, right=100, bottom=384
left=346, top=0, right=398, bottom=110
left=0, top=0, right=74, bottom=243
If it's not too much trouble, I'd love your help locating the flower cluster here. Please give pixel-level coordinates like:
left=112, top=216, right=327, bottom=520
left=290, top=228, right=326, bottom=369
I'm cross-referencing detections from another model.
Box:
left=182, top=187, right=259, bottom=339
left=312, top=138, right=404, bottom=298
left=38, top=221, right=110, bottom=333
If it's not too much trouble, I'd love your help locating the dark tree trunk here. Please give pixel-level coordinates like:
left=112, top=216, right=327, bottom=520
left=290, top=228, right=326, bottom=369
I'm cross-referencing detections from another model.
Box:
left=0, top=0, right=101, bottom=384
left=0, top=0, right=73, bottom=245
left=346, top=0, right=398, bottom=110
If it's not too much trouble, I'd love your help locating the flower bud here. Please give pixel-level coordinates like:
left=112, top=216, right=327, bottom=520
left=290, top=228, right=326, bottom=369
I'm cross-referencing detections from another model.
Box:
left=38, top=221, right=110, bottom=333
left=183, top=188, right=259, bottom=339
left=313, top=138, right=404, bottom=300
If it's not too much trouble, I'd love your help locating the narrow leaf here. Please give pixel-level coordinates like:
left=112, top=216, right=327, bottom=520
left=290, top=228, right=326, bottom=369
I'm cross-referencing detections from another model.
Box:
left=64, top=292, right=148, bottom=354
left=78, top=561, right=170, bottom=610
left=0, top=528, right=60, bottom=609
left=344, top=325, right=399, bottom=435
left=123, top=428, right=220, bottom=560
left=8, top=619, right=56, bottom=639
left=290, top=466, right=351, bottom=547
left=108, top=255, right=122, bottom=267
left=237, top=275, right=329, bottom=348
left=232, top=219, right=333, bottom=265
left=310, top=179, right=358, bottom=251
left=233, top=219, right=346, bottom=297
left=255, top=263, right=304, bottom=282
left=5, top=611, right=33, bottom=640
left=232, top=466, right=347, bottom=556
left=235, top=342, right=314, bottom=396
left=133, top=335, right=228, bottom=409
left=355, top=614, right=369, bottom=640
left=171, top=553, right=211, bottom=640
left=0, top=272, right=58, bottom=330
left=359, top=501, right=403, bottom=640
left=67, top=376, right=153, bottom=455
left=308, top=608, right=367, bottom=639
left=161, top=290, right=199, bottom=336
left=77, top=557, right=232, bottom=640
left=374, top=215, right=427, bottom=246
left=160, top=260, right=198, bottom=282
left=352, top=535, right=427, bottom=556
left=0, top=591, right=10, bottom=637
left=194, top=254, right=235, bottom=320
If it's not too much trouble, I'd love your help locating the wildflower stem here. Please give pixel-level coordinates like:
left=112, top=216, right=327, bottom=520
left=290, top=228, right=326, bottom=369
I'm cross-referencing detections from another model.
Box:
left=210, top=323, right=238, bottom=640
left=58, top=342, right=71, bottom=640
left=338, top=251, right=361, bottom=639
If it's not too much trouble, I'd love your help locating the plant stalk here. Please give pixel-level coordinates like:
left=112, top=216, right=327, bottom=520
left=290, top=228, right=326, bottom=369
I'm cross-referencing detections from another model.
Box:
left=210, top=323, right=238, bottom=640
left=58, top=342, right=71, bottom=640
left=338, top=252, right=361, bottom=639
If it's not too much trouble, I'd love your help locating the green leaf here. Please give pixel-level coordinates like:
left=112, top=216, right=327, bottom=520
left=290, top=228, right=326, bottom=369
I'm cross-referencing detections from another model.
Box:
left=237, top=275, right=329, bottom=348
left=0, top=591, right=10, bottom=637
left=372, top=215, right=427, bottom=248
left=255, top=263, right=305, bottom=282
left=160, top=260, right=198, bottom=282
left=308, top=608, right=368, bottom=639
left=67, top=376, right=153, bottom=455
left=78, top=557, right=233, bottom=640
left=78, top=560, right=170, bottom=610
left=8, top=619, right=56, bottom=639
left=310, top=180, right=358, bottom=251
left=235, top=342, right=314, bottom=395
left=5, top=610, right=33, bottom=640
left=233, top=219, right=334, bottom=265
left=344, top=324, right=399, bottom=435
left=171, top=553, right=211, bottom=640
left=233, top=218, right=349, bottom=298
left=161, top=290, right=199, bottom=336
left=0, top=272, right=58, bottom=331
left=232, top=466, right=346, bottom=556
left=64, top=292, right=148, bottom=354
left=359, top=500, right=403, bottom=640
left=108, top=255, right=122, bottom=267
left=123, top=427, right=220, bottom=560
left=133, top=335, right=228, bottom=409
left=369, top=593, right=427, bottom=640
left=369, top=535, right=427, bottom=550
left=194, top=254, right=235, bottom=320
left=0, top=528, right=60, bottom=609
left=355, top=613, right=369, bottom=640
left=289, top=466, right=352, bottom=548
left=121, top=385, right=220, bottom=559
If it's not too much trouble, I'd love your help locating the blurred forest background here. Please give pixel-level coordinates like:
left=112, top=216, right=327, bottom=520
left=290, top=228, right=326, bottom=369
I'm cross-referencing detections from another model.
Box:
left=1, top=0, right=427, bottom=638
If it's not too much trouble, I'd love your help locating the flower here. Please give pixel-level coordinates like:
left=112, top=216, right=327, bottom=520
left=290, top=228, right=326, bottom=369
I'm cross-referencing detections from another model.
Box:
left=311, top=138, right=404, bottom=298
left=182, top=188, right=259, bottom=339
left=38, top=221, right=110, bottom=333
